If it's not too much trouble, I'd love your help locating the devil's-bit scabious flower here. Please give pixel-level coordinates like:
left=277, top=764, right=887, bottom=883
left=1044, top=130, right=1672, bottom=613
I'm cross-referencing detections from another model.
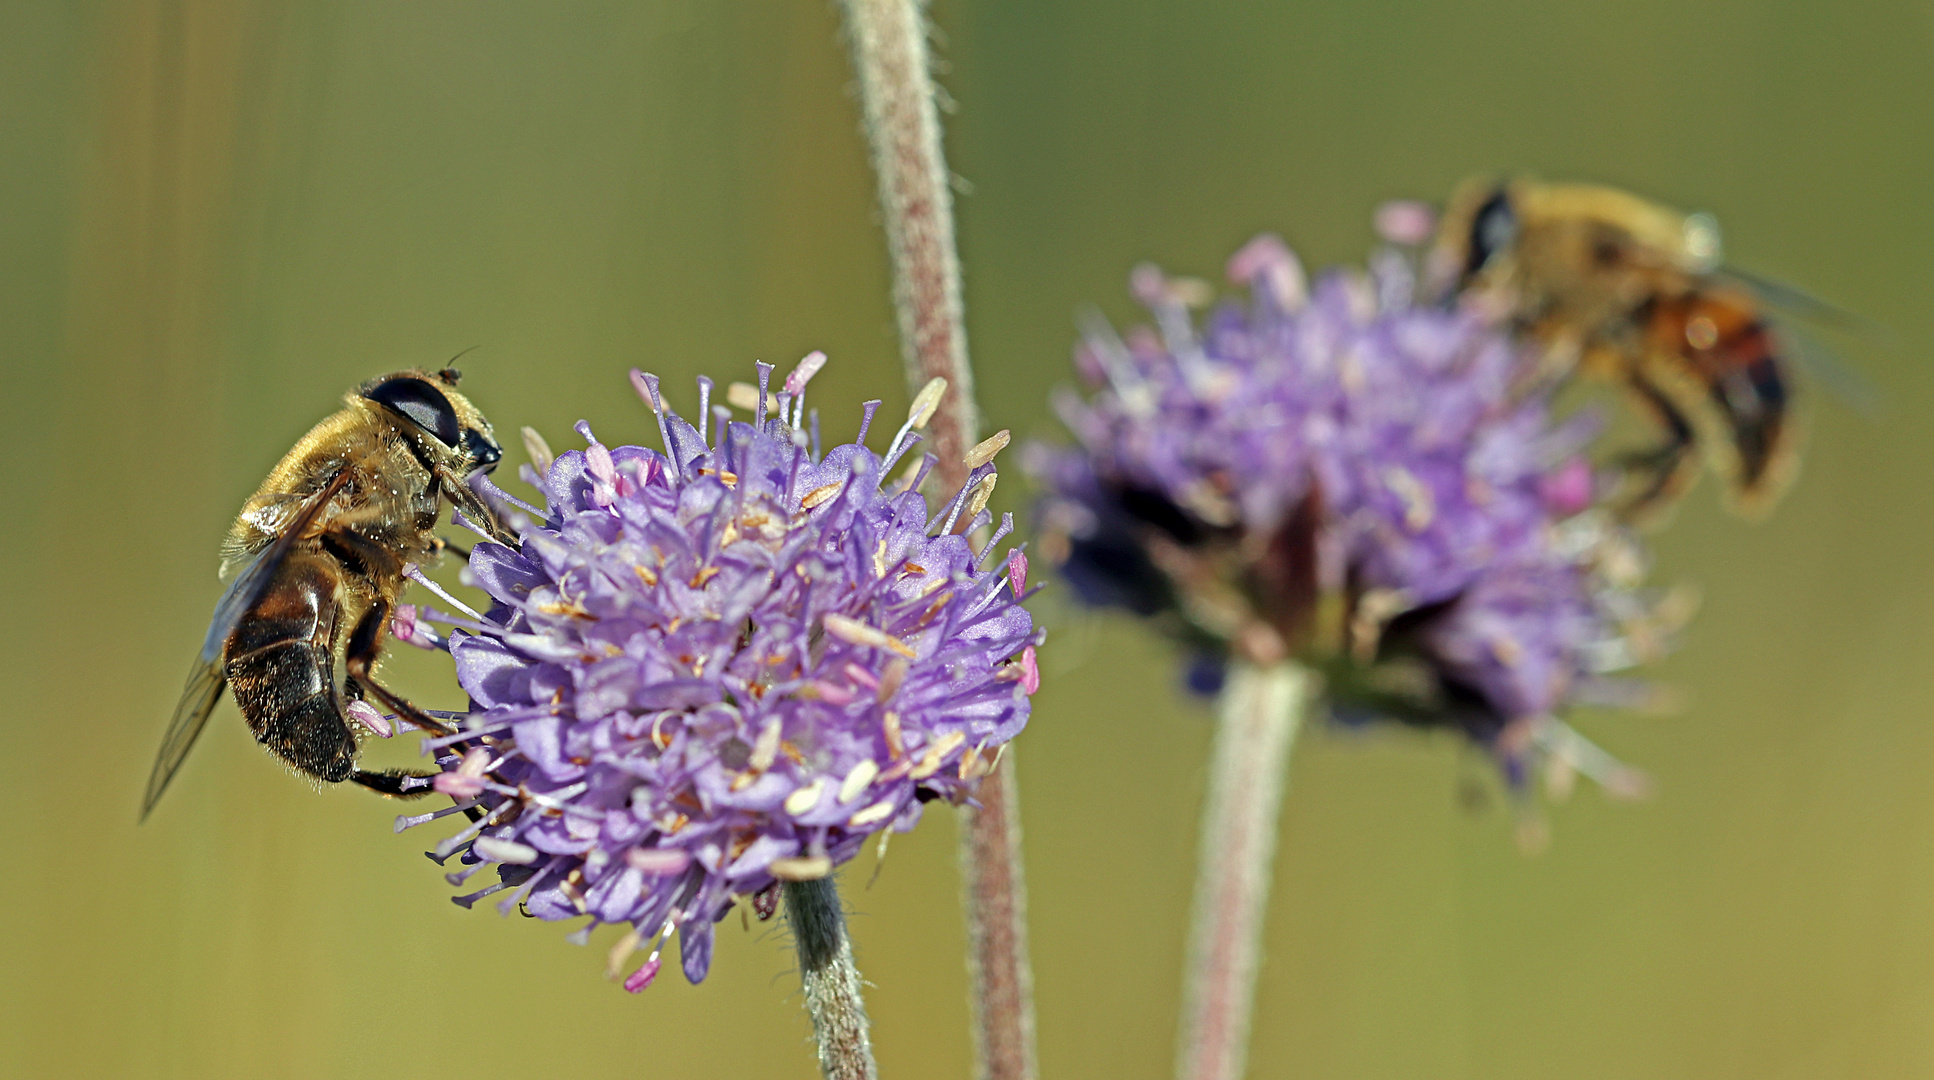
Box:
left=1030, top=235, right=1682, bottom=796
left=399, top=356, right=1041, bottom=990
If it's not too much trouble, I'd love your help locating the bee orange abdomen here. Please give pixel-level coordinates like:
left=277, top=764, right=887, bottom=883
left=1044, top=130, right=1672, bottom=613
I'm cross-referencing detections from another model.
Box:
left=1643, top=290, right=1791, bottom=500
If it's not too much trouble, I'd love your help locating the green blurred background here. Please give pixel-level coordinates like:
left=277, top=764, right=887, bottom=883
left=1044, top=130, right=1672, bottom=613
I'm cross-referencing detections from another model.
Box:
left=4, top=1, right=1932, bottom=1077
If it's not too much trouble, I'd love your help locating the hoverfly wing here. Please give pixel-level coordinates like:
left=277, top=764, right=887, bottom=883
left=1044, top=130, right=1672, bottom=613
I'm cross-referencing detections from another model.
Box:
left=142, top=470, right=354, bottom=819
left=142, top=659, right=226, bottom=820
left=1719, top=265, right=1882, bottom=338
left=1719, top=264, right=1886, bottom=415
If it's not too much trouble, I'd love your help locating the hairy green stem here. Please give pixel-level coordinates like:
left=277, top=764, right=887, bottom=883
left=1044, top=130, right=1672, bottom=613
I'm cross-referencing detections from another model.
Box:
left=787, top=878, right=880, bottom=1080
left=837, top=3, right=1037, bottom=1080
left=1176, top=662, right=1312, bottom=1080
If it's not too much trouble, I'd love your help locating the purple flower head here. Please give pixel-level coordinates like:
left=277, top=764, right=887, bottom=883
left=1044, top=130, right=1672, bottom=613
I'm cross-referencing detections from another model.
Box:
left=403, top=356, right=1041, bottom=988
left=1031, top=235, right=1682, bottom=795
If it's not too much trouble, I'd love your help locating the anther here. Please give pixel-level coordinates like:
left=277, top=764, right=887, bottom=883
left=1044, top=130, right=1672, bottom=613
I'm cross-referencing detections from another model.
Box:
left=963, top=428, right=1010, bottom=468
left=848, top=799, right=898, bottom=828
left=784, top=779, right=826, bottom=816
left=626, top=848, right=692, bottom=876
left=520, top=426, right=555, bottom=476
left=346, top=699, right=394, bottom=738
left=839, top=759, right=880, bottom=804
left=606, top=926, right=643, bottom=981
left=474, top=836, right=539, bottom=864
left=823, top=614, right=917, bottom=658
left=769, top=855, right=833, bottom=881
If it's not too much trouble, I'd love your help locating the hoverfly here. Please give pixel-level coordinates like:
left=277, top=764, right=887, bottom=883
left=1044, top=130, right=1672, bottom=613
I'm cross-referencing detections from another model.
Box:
left=141, top=368, right=516, bottom=818
left=1428, top=177, right=1802, bottom=521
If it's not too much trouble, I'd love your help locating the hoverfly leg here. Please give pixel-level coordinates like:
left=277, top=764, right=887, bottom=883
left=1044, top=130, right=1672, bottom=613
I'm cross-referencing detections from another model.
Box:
left=345, top=601, right=457, bottom=738
left=1615, top=374, right=1703, bottom=524
left=349, top=768, right=440, bottom=799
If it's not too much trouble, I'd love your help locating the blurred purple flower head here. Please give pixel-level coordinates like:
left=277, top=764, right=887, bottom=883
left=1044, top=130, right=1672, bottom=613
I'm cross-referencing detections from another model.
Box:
left=1030, top=235, right=1684, bottom=796
left=401, top=356, right=1041, bottom=988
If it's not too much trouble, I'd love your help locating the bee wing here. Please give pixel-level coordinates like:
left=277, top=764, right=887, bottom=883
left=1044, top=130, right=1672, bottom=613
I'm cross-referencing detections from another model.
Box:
left=141, top=470, right=354, bottom=819
left=1718, top=264, right=1888, bottom=414
left=142, top=659, right=227, bottom=820
left=1719, top=265, right=1882, bottom=337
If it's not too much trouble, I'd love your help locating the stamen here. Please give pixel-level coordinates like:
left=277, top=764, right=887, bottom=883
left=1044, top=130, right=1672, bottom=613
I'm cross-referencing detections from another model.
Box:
left=1226, top=232, right=1308, bottom=311
left=521, top=426, right=555, bottom=476
left=474, top=836, right=540, bottom=864
left=838, top=759, right=880, bottom=804
left=963, top=429, right=1011, bottom=469
left=880, top=428, right=923, bottom=476
left=848, top=799, right=898, bottom=828
left=950, top=474, right=997, bottom=534
left=823, top=614, right=917, bottom=658
left=807, top=680, right=856, bottom=706
left=627, top=848, right=694, bottom=876
left=1007, top=548, right=1029, bottom=598
left=404, top=565, right=485, bottom=622
left=726, top=382, right=776, bottom=415
left=1373, top=200, right=1437, bottom=245
left=630, top=370, right=679, bottom=471
left=877, top=658, right=908, bottom=703
left=769, top=855, right=832, bottom=881
left=1076, top=308, right=1156, bottom=416
left=909, top=730, right=967, bottom=780
left=346, top=699, right=393, bottom=738
left=606, top=925, right=644, bottom=981
left=624, top=956, right=663, bottom=993
left=434, top=799, right=519, bottom=860
left=785, top=350, right=827, bottom=396
left=884, top=376, right=947, bottom=462
left=1381, top=466, right=1435, bottom=532
left=800, top=481, right=844, bottom=510
left=785, top=779, right=826, bottom=816
left=934, top=464, right=995, bottom=535
left=748, top=717, right=783, bottom=772
left=433, top=747, right=493, bottom=798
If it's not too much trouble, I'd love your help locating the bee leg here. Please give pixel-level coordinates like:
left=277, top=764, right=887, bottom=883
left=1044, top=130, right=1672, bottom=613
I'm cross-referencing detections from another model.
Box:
left=349, top=768, right=440, bottom=799
left=440, top=466, right=523, bottom=548
left=1616, top=375, right=1702, bottom=522
left=431, top=536, right=474, bottom=561
left=344, top=601, right=458, bottom=738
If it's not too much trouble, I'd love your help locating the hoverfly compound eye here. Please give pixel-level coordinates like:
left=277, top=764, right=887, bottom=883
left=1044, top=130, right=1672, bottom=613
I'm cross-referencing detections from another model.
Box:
left=1464, top=188, right=1518, bottom=280
left=363, top=376, right=462, bottom=446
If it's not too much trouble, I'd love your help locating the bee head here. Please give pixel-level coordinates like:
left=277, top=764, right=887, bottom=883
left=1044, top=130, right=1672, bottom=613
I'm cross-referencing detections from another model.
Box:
left=1461, top=184, right=1519, bottom=283
left=359, top=369, right=503, bottom=475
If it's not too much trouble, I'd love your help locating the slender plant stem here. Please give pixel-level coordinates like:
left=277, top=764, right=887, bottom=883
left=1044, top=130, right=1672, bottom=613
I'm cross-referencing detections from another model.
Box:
left=837, top=4, right=1037, bottom=1080
left=957, top=751, right=1036, bottom=1080
left=837, top=0, right=979, bottom=478
left=787, top=878, right=880, bottom=1080
left=1176, top=662, right=1312, bottom=1080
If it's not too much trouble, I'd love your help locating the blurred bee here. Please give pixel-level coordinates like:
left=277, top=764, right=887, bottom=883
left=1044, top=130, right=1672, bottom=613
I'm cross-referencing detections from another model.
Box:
left=141, top=368, right=516, bottom=819
left=1427, top=177, right=1798, bottom=521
